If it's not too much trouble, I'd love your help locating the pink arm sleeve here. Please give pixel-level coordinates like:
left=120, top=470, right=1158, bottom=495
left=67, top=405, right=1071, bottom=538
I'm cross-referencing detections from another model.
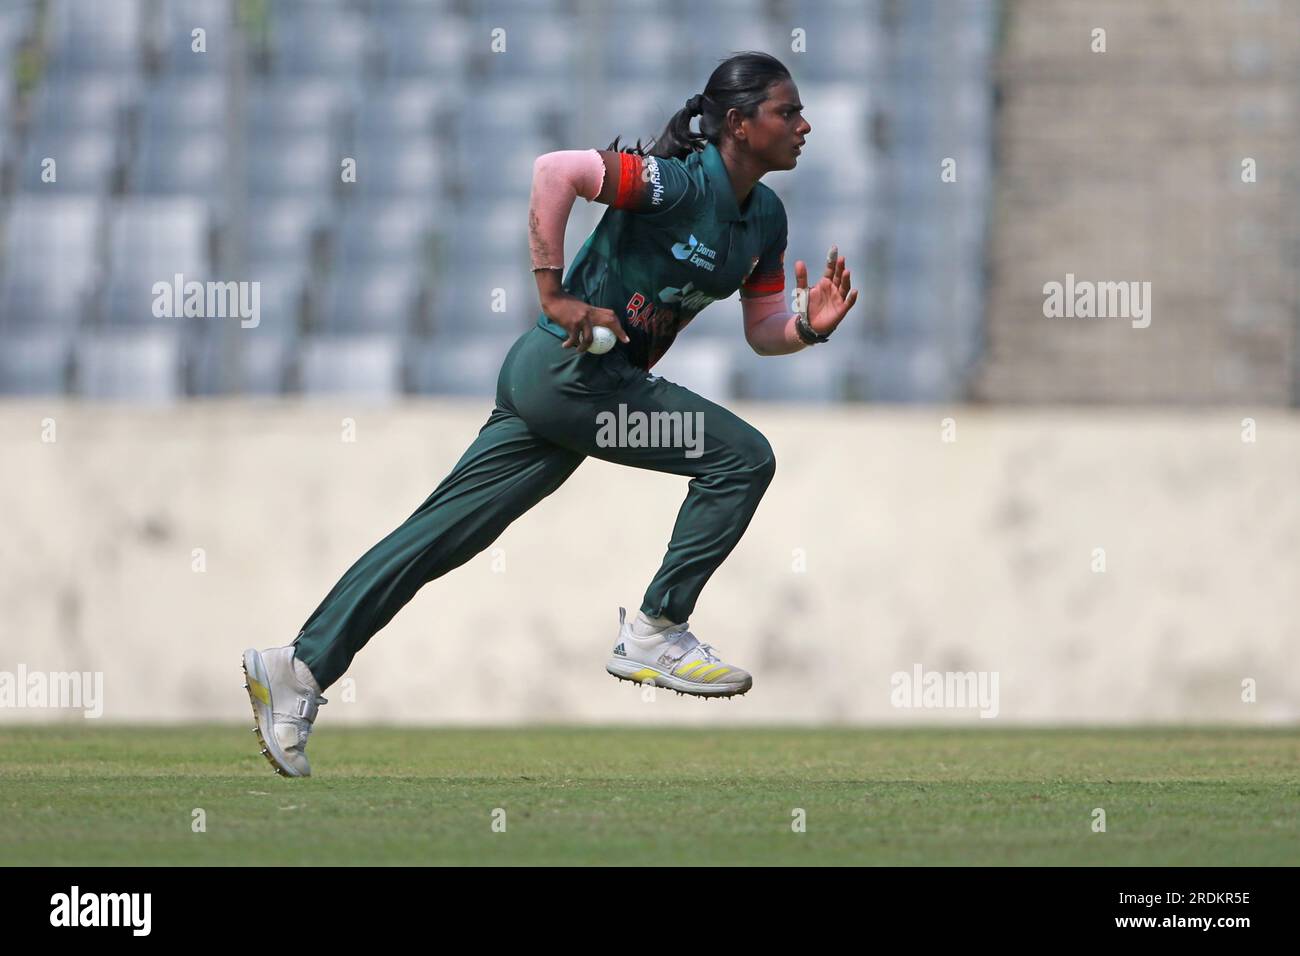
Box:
left=742, top=290, right=806, bottom=355
left=528, top=149, right=607, bottom=270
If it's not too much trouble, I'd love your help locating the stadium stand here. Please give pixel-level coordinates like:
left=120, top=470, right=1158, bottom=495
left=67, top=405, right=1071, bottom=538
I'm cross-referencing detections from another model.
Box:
left=0, top=0, right=1001, bottom=402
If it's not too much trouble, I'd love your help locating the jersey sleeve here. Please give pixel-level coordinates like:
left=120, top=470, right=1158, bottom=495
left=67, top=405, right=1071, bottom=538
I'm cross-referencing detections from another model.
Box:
left=608, top=152, right=704, bottom=226
left=740, top=197, right=787, bottom=298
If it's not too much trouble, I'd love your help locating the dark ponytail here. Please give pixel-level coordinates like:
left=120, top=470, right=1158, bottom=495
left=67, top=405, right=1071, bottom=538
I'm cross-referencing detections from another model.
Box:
left=606, top=51, right=792, bottom=160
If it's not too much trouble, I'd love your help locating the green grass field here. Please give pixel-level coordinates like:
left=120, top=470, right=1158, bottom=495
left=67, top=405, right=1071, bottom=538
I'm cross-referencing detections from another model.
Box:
left=1, top=726, right=1296, bottom=865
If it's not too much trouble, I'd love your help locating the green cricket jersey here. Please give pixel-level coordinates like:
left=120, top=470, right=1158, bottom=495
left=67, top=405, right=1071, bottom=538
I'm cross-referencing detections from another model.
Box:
left=535, top=140, right=788, bottom=371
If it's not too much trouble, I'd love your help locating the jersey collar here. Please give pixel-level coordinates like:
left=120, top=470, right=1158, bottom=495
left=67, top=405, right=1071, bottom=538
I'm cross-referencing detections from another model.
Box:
left=701, top=141, right=755, bottom=224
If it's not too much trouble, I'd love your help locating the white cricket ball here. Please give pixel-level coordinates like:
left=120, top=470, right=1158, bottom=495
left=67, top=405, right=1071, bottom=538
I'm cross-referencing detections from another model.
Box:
left=588, top=326, right=616, bottom=354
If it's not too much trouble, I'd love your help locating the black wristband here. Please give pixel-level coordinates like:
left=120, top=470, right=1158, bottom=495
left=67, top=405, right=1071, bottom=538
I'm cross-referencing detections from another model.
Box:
left=795, top=312, right=830, bottom=345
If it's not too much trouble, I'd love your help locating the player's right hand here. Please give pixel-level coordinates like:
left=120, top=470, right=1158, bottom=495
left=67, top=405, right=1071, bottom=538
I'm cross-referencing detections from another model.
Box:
left=543, top=294, right=630, bottom=352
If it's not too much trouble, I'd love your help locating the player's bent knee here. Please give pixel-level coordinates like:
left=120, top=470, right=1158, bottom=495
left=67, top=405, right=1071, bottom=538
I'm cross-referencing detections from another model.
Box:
left=734, top=433, right=776, bottom=486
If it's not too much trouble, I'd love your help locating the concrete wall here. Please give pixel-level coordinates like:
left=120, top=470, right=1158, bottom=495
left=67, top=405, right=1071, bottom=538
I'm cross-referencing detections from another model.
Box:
left=977, top=0, right=1300, bottom=404
left=1, top=400, right=1296, bottom=724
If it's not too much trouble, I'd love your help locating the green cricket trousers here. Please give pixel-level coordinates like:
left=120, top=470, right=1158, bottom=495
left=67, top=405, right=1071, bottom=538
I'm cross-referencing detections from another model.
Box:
left=293, top=324, right=776, bottom=690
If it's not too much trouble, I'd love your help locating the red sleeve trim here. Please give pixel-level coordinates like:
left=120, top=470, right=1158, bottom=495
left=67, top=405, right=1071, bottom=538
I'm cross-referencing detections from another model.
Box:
left=741, top=271, right=785, bottom=295
left=611, top=153, right=642, bottom=209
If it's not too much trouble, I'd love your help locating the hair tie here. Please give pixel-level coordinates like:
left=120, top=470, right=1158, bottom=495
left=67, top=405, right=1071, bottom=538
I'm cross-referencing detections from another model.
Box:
left=686, top=93, right=704, bottom=114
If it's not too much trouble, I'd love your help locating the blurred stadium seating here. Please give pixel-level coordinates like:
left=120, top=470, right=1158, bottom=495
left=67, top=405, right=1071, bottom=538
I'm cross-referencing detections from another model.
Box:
left=0, top=0, right=1001, bottom=401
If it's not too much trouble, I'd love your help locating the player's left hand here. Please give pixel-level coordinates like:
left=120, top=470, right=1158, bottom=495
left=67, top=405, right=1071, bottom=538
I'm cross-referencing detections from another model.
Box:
left=794, top=244, right=859, bottom=337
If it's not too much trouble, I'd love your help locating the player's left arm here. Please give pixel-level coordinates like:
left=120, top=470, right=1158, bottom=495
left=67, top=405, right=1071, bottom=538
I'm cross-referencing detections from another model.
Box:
left=742, top=207, right=858, bottom=355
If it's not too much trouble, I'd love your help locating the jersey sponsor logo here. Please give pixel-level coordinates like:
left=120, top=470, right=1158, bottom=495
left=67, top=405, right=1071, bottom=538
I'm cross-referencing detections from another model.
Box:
left=624, top=284, right=714, bottom=369
left=670, top=233, right=717, bottom=272
left=659, top=281, right=716, bottom=313
left=643, top=155, right=665, bottom=206
left=613, top=153, right=666, bottom=210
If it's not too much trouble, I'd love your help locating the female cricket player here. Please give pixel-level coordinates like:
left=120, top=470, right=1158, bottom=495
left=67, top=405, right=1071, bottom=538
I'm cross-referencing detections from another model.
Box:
left=243, top=52, right=857, bottom=776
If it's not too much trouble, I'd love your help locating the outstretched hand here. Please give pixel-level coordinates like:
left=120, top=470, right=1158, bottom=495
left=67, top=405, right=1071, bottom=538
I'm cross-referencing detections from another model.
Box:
left=793, top=244, right=859, bottom=336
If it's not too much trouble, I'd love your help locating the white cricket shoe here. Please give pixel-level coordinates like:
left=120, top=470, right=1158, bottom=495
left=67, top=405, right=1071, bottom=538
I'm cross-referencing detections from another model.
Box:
left=606, top=606, right=753, bottom=698
left=241, top=645, right=328, bottom=777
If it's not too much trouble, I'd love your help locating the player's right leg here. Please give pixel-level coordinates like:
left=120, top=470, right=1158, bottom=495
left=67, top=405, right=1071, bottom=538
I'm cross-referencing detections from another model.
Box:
left=245, top=331, right=586, bottom=776
left=287, top=404, right=584, bottom=690
left=242, top=644, right=326, bottom=777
